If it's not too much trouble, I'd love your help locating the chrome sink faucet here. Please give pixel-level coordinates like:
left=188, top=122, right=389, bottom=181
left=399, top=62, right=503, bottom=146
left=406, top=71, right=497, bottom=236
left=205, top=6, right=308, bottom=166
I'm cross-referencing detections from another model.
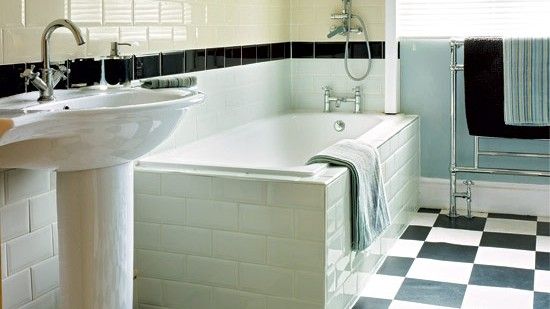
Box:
left=20, top=19, right=86, bottom=102
left=323, top=86, right=362, bottom=113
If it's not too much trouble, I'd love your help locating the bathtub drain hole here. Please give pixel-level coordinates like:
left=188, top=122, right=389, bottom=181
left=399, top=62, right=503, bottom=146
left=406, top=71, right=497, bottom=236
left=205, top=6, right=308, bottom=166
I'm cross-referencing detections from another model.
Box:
left=334, top=120, right=345, bottom=132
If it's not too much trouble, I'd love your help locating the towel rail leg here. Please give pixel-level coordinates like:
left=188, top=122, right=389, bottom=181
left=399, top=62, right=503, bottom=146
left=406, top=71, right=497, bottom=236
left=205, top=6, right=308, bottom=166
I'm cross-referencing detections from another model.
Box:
left=449, top=41, right=459, bottom=218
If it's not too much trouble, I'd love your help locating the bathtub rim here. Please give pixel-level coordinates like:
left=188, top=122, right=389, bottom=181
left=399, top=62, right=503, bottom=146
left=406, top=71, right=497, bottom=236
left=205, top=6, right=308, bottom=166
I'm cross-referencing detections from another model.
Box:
left=136, top=112, right=419, bottom=181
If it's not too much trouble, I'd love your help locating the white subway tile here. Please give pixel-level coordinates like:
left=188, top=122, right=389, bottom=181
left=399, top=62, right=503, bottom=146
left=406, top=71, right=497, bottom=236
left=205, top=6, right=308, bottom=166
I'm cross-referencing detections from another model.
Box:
left=160, top=1, right=183, bottom=24
left=294, top=271, right=324, bottom=302
left=148, top=26, right=173, bottom=52
left=120, top=27, right=149, bottom=54
left=70, top=0, right=102, bottom=24
left=29, top=191, right=56, bottom=231
left=134, top=0, right=160, bottom=25
left=19, top=289, right=58, bottom=309
left=6, top=225, right=53, bottom=275
left=161, top=225, right=211, bottom=256
left=1, top=243, right=6, bottom=280
left=212, top=178, right=267, bottom=204
left=135, top=249, right=185, bottom=281
left=25, top=0, right=65, bottom=27
left=135, top=171, right=161, bottom=195
left=212, top=288, right=266, bottom=309
left=266, top=297, right=320, bottom=309
left=239, top=204, right=293, bottom=237
left=213, top=231, right=266, bottom=264
left=238, top=263, right=294, bottom=297
left=30, top=256, right=59, bottom=298
left=295, top=209, right=324, bottom=241
left=267, top=238, right=324, bottom=271
left=103, top=0, right=133, bottom=25
left=135, top=222, right=161, bottom=250
left=52, top=223, right=58, bottom=255
left=326, top=173, right=349, bottom=208
left=135, top=194, right=186, bottom=225
left=0, top=0, right=24, bottom=27
left=162, top=280, right=212, bottom=308
left=137, top=277, right=163, bottom=306
left=267, top=182, right=324, bottom=209
left=161, top=173, right=212, bottom=199
left=327, top=229, right=346, bottom=269
left=186, top=256, right=237, bottom=288
left=5, top=169, right=50, bottom=203
left=3, top=269, right=32, bottom=308
left=187, top=199, right=238, bottom=231
left=0, top=199, right=29, bottom=242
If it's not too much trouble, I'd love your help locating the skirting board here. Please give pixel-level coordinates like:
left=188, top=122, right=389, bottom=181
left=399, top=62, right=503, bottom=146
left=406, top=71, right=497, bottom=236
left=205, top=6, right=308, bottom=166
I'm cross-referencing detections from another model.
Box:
left=420, top=177, right=550, bottom=217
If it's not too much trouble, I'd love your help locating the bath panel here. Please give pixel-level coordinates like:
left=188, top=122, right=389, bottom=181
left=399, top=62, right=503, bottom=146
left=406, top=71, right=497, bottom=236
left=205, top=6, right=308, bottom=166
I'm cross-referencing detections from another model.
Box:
left=134, top=113, right=420, bottom=309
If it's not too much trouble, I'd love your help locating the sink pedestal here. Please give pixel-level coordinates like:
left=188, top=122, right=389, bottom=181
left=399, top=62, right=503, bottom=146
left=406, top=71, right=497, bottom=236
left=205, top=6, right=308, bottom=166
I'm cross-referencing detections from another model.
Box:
left=57, top=162, right=134, bottom=308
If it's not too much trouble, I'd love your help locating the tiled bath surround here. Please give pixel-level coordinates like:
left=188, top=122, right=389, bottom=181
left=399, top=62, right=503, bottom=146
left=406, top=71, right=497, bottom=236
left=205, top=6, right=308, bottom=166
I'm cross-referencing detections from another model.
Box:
left=133, top=118, right=420, bottom=308
left=0, top=170, right=59, bottom=309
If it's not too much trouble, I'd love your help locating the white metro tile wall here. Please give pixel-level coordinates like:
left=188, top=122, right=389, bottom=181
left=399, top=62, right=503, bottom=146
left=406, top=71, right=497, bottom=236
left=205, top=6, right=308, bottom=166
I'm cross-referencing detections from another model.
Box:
left=151, top=60, right=292, bottom=153
left=0, top=170, right=59, bottom=309
left=291, top=0, right=386, bottom=42
left=291, top=59, right=386, bottom=113
left=0, top=0, right=291, bottom=64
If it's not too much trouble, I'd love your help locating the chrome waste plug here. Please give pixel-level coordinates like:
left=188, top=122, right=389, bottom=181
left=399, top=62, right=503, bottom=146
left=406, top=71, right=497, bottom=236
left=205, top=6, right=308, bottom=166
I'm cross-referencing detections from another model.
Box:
left=334, top=120, right=345, bottom=132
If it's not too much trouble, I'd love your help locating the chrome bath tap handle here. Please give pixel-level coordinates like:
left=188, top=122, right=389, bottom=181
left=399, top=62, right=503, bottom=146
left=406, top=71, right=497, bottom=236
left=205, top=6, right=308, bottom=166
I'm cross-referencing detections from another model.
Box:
left=323, top=86, right=332, bottom=112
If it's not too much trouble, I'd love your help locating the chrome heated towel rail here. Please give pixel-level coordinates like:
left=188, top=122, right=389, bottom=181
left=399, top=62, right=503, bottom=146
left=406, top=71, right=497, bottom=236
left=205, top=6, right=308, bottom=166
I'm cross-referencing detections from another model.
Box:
left=448, top=39, right=550, bottom=218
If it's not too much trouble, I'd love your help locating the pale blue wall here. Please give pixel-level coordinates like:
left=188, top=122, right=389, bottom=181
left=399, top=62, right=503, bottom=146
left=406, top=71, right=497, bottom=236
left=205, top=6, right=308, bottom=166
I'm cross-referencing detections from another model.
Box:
left=400, top=39, right=550, bottom=184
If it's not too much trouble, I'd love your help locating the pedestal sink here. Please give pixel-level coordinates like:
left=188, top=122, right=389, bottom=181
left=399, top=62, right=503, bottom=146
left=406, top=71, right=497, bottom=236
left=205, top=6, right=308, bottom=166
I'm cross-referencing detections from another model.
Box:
left=0, top=87, right=204, bottom=308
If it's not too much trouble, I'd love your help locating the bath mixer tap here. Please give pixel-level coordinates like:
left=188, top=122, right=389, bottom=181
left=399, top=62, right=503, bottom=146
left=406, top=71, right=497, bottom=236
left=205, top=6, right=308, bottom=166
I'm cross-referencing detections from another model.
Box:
left=323, top=86, right=362, bottom=113
left=20, top=19, right=86, bottom=102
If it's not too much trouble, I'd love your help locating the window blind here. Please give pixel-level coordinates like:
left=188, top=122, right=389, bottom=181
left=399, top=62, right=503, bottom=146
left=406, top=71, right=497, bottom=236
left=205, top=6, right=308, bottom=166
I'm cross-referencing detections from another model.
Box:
left=397, top=0, right=550, bottom=37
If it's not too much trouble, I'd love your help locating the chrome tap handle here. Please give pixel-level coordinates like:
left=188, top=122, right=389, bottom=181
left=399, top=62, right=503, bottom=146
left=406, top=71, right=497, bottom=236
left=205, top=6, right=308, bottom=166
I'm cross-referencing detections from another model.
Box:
left=20, top=65, right=40, bottom=85
left=353, top=86, right=362, bottom=113
left=323, top=86, right=332, bottom=112
left=56, top=65, right=70, bottom=80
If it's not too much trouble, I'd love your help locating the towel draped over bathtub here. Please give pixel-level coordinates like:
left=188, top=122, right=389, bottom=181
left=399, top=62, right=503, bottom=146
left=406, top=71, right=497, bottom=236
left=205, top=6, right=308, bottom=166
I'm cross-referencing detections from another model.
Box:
left=503, top=37, right=550, bottom=126
left=307, top=139, right=390, bottom=251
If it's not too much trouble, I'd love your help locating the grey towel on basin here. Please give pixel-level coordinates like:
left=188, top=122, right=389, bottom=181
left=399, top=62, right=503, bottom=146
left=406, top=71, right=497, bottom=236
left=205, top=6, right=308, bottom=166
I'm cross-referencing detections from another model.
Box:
left=307, top=139, right=390, bottom=251
left=141, top=76, right=197, bottom=89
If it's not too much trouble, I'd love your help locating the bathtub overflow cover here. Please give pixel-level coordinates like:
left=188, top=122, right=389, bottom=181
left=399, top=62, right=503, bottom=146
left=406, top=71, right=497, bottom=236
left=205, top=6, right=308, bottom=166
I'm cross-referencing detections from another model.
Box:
left=334, top=120, right=345, bottom=132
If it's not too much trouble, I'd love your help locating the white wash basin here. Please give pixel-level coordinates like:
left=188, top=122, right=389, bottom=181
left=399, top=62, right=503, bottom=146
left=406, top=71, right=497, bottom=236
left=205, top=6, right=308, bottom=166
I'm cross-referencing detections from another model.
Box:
left=0, top=87, right=204, bottom=171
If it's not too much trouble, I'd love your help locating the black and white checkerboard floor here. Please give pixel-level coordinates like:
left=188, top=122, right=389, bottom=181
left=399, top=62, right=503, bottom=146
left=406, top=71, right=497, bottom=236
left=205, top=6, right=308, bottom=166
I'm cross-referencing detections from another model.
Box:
left=353, top=208, right=550, bottom=309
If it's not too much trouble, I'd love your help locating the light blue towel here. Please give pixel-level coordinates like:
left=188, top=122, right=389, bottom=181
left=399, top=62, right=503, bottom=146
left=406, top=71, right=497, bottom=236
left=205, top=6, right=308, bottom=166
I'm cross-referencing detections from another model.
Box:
left=503, top=37, right=550, bottom=126
left=307, top=139, right=390, bottom=251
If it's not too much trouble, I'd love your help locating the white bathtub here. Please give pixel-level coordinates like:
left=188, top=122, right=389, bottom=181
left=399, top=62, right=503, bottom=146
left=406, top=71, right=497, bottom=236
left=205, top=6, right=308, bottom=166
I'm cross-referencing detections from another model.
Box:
left=138, top=112, right=412, bottom=177
left=134, top=112, right=420, bottom=309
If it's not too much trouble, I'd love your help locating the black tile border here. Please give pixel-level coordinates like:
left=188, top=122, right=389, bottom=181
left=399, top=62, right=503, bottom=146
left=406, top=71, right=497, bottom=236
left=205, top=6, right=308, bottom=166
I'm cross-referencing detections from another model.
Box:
left=0, top=41, right=387, bottom=99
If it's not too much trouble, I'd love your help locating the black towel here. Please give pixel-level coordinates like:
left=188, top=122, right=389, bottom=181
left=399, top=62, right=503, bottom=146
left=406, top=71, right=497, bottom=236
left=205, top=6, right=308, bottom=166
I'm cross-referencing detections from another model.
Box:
left=463, top=37, right=549, bottom=139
